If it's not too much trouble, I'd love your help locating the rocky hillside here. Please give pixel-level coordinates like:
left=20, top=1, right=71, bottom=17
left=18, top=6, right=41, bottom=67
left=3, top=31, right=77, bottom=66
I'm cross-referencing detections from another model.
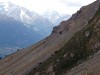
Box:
left=28, top=1, right=100, bottom=75
left=0, top=0, right=99, bottom=75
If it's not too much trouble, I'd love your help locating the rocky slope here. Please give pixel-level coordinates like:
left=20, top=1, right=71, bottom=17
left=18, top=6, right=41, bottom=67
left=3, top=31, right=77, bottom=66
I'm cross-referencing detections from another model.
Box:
left=0, top=0, right=99, bottom=75
left=28, top=1, right=100, bottom=75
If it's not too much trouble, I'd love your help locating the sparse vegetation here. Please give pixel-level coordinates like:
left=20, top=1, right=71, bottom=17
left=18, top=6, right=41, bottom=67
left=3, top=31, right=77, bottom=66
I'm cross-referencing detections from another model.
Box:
left=28, top=6, right=100, bottom=75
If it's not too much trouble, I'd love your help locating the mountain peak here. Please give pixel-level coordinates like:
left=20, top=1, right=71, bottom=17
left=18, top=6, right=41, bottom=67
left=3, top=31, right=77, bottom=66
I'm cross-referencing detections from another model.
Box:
left=41, top=9, right=70, bottom=25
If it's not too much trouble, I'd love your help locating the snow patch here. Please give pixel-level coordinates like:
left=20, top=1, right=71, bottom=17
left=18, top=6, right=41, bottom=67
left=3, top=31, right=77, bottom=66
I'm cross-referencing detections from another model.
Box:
left=3, top=2, right=9, bottom=11
left=34, top=27, right=39, bottom=31
left=55, top=16, right=60, bottom=19
left=24, top=24, right=30, bottom=28
left=20, top=9, right=32, bottom=23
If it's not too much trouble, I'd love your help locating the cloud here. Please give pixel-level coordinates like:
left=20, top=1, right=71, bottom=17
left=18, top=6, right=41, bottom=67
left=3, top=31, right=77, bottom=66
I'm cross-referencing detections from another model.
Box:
left=0, top=0, right=96, bottom=15
left=59, top=0, right=81, bottom=7
left=59, top=0, right=96, bottom=7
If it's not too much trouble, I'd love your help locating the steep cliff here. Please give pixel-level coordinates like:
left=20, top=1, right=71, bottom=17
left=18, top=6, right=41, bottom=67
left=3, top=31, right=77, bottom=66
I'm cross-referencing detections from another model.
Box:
left=28, top=0, right=100, bottom=75
left=0, top=0, right=99, bottom=75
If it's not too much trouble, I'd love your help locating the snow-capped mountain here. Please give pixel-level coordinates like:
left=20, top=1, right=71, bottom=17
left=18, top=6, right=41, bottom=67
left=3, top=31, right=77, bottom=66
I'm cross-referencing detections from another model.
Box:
left=0, top=2, right=71, bottom=35
left=41, top=9, right=71, bottom=25
left=0, top=14, right=44, bottom=47
left=0, top=14, right=45, bottom=57
left=0, top=2, right=39, bottom=24
left=0, top=2, right=71, bottom=58
left=0, top=2, right=55, bottom=58
left=0, top=2, right=54, bottom=35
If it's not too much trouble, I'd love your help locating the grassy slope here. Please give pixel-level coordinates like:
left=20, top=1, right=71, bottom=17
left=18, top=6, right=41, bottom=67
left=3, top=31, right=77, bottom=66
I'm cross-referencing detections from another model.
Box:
left=28, top=7, right=100, bottom=75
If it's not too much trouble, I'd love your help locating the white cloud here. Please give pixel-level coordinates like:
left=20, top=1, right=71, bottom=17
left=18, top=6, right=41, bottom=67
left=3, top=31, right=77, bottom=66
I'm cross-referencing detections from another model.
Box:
left=0, top=0, right=96, bottom=15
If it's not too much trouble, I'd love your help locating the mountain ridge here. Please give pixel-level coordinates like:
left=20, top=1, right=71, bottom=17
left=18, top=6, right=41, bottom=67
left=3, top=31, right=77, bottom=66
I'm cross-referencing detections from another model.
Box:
left=0, top=13, right=45, bottom=57
left=0, top=2, right=54, bottom=35
left=0, top=0, right=99, bottom=75
left=29, top=1, right=100, bottom=75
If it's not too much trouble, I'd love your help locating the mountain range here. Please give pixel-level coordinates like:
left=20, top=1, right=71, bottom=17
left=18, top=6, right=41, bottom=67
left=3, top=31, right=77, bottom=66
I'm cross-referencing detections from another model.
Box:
left=0, top=0, right=99, bottom=75
left=0, top=2, right=70, bottom=57
left=0, top=2, right=54, bottom=35
left=0, top=2, right=70, bottom=34
left=41, top=9, right=70, bottom=25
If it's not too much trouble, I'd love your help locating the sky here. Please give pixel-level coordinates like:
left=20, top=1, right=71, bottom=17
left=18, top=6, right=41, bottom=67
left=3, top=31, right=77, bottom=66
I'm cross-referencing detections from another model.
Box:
left=0, top=0, right=96, bottom=15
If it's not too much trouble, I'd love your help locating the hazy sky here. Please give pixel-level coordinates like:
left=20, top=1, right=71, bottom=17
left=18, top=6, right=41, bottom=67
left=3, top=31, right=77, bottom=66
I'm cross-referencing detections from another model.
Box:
left=0, top=0, right=96, bottom=15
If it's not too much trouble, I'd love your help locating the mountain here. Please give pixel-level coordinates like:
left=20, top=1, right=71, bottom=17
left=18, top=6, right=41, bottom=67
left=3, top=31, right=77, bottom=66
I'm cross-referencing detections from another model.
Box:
left=0, top=14, right=45, bottom=57
left=0, top=0, right=99, bottom=75
left=0, top=14, right=44, bottom=47
left=0, top=2, right=54, bottom=35
left=0, top=2, right=54, bottom=57
left=41, top=9, right=70, bottom=25
left=0, top=2, right=70, bottom=58
left=0, top=2, right=70, bottom=35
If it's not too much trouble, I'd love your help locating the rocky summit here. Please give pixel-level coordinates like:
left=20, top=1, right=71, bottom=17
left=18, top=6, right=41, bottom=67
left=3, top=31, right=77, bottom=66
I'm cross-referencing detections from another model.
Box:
left=0, top=0, right=100, bottom=75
